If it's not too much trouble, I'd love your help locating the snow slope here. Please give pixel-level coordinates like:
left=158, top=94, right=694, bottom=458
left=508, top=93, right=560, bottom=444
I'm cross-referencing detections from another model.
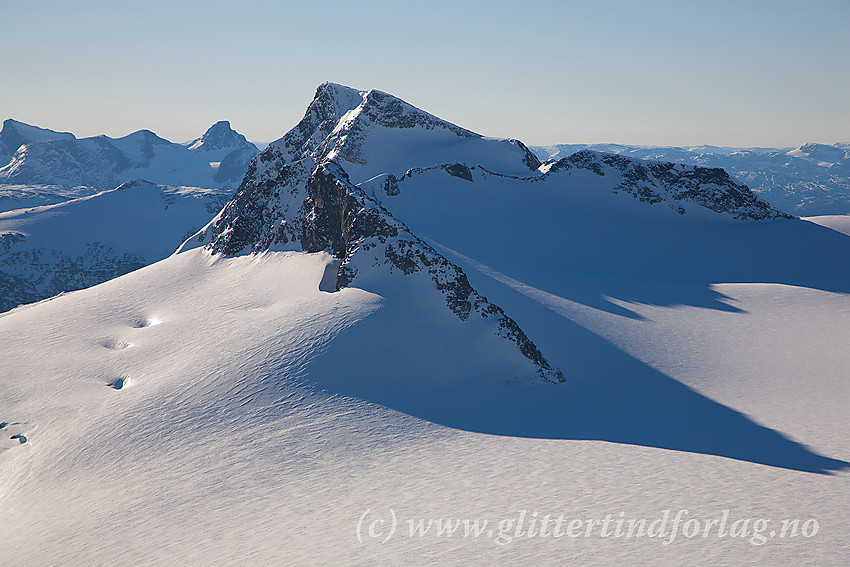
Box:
left=804, top=214, right=850, bottom=237
left=2, top=231, right=849, bottom=566
left=1, top=83, right=849, bottom=566
left=0, top=184, right=100, bottom=213
left=0, top=121, right=259, bottom=189
left=531, top=142, right=850, bottom=216
left=0, top=180, right=231, bottom=311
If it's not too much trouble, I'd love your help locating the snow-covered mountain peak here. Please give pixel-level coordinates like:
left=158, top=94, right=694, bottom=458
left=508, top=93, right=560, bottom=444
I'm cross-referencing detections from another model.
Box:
left=1, top=119, right=76, bottom=143
left=263, top=82, right=366, bottom=165
left=315, top=81, right=368, bottom=120
left=177, top=83, right=570, bottom=383
left=263, top=82, right=541, bottom=184
left=787, top=142, right=848, bottom=165
left=0, top=119, right=76, bottom=167
left=187, top=120, right=257, bottom=155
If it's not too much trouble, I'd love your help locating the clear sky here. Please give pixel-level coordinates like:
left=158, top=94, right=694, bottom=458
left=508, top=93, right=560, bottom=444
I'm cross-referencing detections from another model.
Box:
left=1, top=0, right=848, bottom=147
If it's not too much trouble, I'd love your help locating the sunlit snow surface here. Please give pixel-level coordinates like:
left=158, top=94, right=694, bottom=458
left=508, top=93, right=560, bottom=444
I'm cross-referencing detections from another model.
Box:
left=1, top=227, right=849, bottom=564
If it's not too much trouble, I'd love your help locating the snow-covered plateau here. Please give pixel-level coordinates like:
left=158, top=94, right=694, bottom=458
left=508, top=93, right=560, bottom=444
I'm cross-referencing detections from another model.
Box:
left=1, top=83, right=849, bottom=566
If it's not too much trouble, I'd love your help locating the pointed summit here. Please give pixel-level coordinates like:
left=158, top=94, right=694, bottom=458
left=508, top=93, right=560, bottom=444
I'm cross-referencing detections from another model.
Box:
left=188, top=120, right=258, bottom=154
left=265, top=82, right=366, bottom=164
left=261, top=82, right=541, bottom=184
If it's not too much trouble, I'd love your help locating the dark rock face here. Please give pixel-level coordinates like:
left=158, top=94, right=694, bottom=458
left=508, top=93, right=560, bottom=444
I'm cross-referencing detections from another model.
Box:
left=381, top=174, right=399, bottom=196
left=207, top=157, right=315, bottom=255
left=513, top=139, right=542, bottom=170
left=548, top=150, right=606, bottom=176
left=444, top=163, right=474, bottom=182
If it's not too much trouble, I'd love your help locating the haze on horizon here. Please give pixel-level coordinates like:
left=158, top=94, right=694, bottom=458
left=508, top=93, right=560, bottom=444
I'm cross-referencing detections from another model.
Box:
left=1, top=0, right=847, bottom=148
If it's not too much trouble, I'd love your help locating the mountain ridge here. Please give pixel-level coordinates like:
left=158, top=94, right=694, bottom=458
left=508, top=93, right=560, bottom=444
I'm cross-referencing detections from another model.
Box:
left=531, top=141, right=850, bottom=215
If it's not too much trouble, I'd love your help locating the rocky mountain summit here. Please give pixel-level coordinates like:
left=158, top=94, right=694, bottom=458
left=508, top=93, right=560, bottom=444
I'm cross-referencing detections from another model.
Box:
left=181, top=83, right=564, bottom=382
left=187, top=120, right=258, bottom=156
left=181, top=83, right=793, bottom=383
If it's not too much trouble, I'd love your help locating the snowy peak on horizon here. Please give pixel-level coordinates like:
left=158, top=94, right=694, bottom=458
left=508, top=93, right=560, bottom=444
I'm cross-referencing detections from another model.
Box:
left=787, top=142, right=849, bottom=165
left=0, top=119, right=76, bottom=166
left=187, top=120, right=259, bottom=157
left=0, top=120, right=259, bottom=189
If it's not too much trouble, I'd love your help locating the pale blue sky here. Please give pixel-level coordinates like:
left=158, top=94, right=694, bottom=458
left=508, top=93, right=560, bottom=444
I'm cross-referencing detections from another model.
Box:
left=1, top=0, right=847, bottom=147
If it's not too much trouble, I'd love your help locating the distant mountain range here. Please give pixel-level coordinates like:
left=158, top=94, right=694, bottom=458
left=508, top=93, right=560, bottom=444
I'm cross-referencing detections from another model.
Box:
left=531, top=142, right=850, bottom=216
left=0, top=119, right=255, bottom=311
left=0, top=118, right=259, bottom=189
left=3, top=116, right=848, bottom=217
